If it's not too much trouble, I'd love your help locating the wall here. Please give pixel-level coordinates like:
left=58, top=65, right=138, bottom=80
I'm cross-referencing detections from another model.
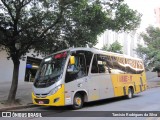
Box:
left=0, top=50, right=43, bottom=83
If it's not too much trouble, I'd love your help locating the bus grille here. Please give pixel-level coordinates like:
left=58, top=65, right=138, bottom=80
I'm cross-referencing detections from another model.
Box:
left=35, top=93, right=48, bottom=98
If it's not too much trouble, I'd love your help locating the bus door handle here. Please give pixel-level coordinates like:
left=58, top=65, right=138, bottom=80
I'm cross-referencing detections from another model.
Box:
left=77, top=83, right=82, bottom=87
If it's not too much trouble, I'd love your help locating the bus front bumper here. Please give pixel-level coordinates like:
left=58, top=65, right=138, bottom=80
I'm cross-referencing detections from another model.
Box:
left=32, top=85, right=65, bottom=106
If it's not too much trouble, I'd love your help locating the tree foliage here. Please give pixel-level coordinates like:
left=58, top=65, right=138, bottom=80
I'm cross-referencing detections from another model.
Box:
left=0, top=0, right=141, bottom=57
left=0, top=0, right=141, bottom=104
left=102, top=41, right=123, bottom=53
left=135, top=26, right=160, bottom=70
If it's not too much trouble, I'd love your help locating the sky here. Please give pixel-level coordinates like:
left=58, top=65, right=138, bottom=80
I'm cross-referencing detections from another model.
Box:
left=125, top=0, right=160, bottom=31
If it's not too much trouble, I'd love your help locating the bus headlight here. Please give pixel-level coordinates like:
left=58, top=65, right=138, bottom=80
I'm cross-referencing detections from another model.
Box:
left=48, top=85, right=62, bottom=96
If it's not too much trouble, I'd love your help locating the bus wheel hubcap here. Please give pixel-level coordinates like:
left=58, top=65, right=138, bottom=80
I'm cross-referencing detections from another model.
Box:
left=75, top=98, right=81, bottom=106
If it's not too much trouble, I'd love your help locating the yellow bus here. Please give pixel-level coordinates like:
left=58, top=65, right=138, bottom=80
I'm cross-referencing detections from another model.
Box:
left=32, top=47, right=147, bottom=109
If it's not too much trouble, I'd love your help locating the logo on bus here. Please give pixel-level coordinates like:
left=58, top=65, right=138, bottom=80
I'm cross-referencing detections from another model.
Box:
left=119, top=75, right=132, bottom=83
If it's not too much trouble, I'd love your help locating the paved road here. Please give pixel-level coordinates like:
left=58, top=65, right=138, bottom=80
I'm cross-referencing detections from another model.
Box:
left=1, top=87, right=159, bottom=120
left=15, top=87, right=160, bottom=111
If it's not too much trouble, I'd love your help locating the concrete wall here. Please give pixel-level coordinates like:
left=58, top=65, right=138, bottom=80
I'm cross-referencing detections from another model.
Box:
left=146, top=71, right=157, bottom=80
left=0, top=50, right=43, bottom=83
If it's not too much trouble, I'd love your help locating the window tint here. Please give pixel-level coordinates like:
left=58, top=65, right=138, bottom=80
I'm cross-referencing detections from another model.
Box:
left=65, top=51, right=93, bottom=83
left=85, top=51, right=93, bottom=74
left=91, top=54, right=111, bottom=73
left=91, top=55, right=99, bottom=73
left=110, top=56, right=126, bottom=74
left=109, top=56, right=144, bottom=74
left=91, top=54, right=127, bottom=74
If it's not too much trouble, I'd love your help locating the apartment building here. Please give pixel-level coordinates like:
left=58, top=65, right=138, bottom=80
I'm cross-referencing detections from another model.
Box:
left=96, top=30, right=144, bottom=57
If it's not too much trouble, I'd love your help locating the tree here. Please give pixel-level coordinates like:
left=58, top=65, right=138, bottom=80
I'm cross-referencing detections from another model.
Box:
left=102, top=41, right=123, bottom=53
left=0, top=0, right=141, bottom=104
left=0, top=0, right=75, bottom=104
left=135, top=26, right=160, bottom=70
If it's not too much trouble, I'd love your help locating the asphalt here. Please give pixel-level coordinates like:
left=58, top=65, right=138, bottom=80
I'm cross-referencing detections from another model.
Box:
left=0, top=71, right=159, bottom=111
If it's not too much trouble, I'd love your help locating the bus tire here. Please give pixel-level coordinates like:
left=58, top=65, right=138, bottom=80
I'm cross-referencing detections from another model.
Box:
left=127, top=87, right=133, bottom=99
left=72, top=93, right=83, bottom=109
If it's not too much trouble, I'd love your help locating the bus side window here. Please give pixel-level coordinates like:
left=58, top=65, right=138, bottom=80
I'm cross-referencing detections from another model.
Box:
left=105, top=55, right=113, bottom=73
left=91, top=55, right=99, bottom=73
left=97, top=55, right=108, bottom=73
left=111, top=56, right=126, bottom=74
left=65, top=54, right=87, bottom=83
left=84, top=51, right=93, bottom=75
left=91, top=54, right=112, bottom=74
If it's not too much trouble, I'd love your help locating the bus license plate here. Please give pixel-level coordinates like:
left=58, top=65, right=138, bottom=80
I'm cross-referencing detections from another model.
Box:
left=38, top=101, right=44, bottom=104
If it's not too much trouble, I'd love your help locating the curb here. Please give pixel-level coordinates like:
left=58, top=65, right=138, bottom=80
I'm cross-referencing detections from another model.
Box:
left=147, top=85, right=160, bottom=89
left=0, top=104, right=38, bottom=111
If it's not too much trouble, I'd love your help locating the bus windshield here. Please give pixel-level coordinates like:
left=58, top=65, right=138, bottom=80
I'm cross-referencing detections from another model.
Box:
left=34, top=51, right=68, bottom=88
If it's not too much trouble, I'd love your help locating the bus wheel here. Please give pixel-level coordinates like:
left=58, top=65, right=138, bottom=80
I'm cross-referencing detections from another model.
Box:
left=127, top=87, right=133, bottom=99
left=72, top=93, right=83, bottom=109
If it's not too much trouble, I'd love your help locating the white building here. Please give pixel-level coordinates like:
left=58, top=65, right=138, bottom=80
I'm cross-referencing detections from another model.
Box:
left=95, top=30, right=145, bottom=57
left=0, top=50, right=42, bottom=83
left=154, top=7, right=160, bottom=28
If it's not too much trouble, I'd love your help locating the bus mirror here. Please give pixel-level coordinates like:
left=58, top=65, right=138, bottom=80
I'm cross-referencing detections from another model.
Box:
left=70, top=56, right=75, bottom=65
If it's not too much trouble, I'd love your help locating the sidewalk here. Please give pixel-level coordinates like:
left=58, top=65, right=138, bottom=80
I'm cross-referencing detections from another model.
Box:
left=146, top=71, right=160, bottom=88
left=147, top=77, right=160, bottom=88
left=0, top=81, right=36, bottom=110
left=0, top=73, right=160, bottom=110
